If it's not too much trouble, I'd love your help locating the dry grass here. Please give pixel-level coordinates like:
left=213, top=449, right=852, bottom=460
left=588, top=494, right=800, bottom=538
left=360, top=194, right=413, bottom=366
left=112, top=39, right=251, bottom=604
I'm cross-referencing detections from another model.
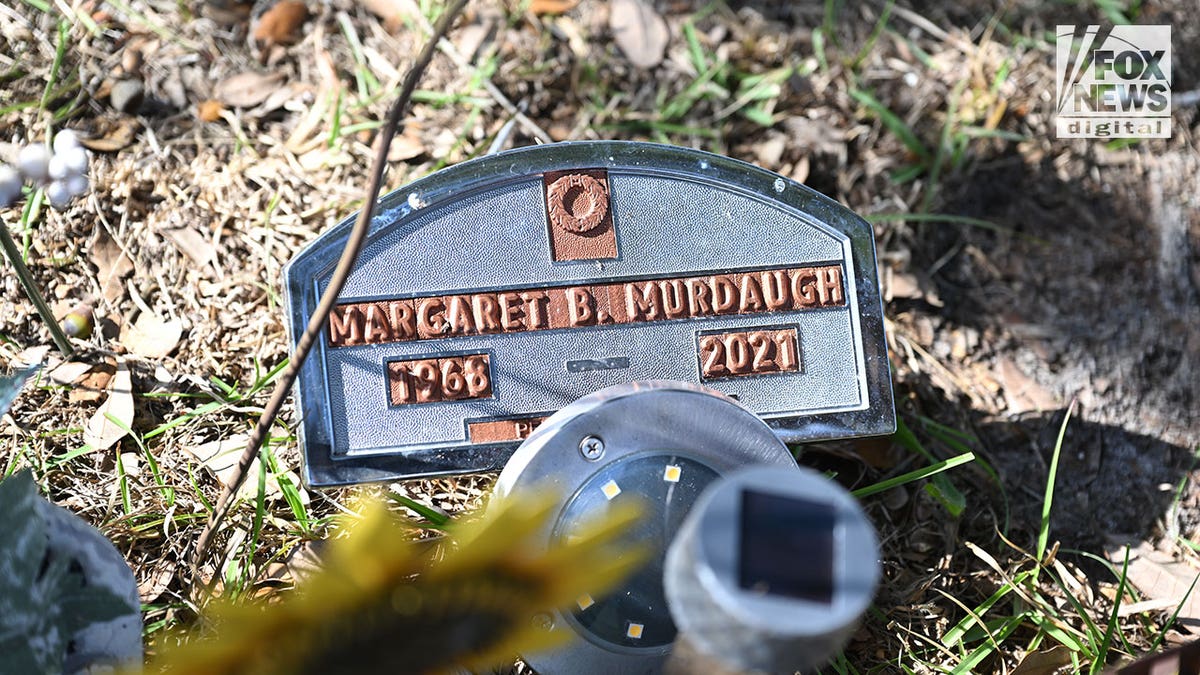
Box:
left=1, top=0, right=1198, bottom=672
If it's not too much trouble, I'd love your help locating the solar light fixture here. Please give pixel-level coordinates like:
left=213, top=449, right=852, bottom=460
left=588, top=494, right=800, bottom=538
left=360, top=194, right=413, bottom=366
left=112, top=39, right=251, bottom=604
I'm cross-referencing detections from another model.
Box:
left=493, top=380, right=800, bottom=674
left=664, top=465, right=880, bottom=673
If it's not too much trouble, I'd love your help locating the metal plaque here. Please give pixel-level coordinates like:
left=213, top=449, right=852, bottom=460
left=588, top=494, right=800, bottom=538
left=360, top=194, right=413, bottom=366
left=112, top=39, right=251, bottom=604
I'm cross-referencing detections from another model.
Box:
left=284, top=142, right=894, bottom=486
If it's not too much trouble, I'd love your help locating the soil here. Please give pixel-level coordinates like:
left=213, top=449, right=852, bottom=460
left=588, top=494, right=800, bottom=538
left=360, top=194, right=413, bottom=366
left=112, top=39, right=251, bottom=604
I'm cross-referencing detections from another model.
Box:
left=0, top=0, right=1197, bottom=671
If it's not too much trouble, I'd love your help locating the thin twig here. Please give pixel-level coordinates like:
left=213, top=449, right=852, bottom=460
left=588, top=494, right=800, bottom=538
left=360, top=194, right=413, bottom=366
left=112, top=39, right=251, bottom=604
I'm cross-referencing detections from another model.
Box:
left=0, top=217, right=75, bottom=358
left=189, top=0, right=472, bottom=582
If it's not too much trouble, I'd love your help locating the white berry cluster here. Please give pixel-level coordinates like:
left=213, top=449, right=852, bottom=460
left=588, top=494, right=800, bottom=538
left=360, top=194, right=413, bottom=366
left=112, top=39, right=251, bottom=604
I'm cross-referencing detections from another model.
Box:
left=0, top=130, right=90, bottom=209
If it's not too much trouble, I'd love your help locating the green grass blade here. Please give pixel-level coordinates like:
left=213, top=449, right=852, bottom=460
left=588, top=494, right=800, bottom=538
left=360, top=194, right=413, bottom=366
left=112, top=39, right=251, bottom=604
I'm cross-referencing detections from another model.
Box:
left=388, top=492, right=451, bottom=529
left=1037, top=401, right=1075, bottom=569
left=853, top=451, right=974, bottom=499
left=849, top=87, right=931, bottom=163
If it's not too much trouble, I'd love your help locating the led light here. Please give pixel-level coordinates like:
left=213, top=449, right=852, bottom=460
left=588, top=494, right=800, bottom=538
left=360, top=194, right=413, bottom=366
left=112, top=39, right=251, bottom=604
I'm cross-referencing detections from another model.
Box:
left=494, top=381, right=801, bottom=675
left=600, top=480, right=621, bottom=500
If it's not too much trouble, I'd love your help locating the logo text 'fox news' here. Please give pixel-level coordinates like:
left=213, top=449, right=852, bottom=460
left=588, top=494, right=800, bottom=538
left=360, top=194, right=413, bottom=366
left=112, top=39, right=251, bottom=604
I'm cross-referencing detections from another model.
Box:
left=1056, top=25, right=1171, bottom=139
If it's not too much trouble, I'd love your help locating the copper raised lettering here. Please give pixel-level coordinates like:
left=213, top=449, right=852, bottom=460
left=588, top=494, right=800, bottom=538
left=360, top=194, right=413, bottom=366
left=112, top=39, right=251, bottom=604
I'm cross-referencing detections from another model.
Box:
left=386, top=300, right=417, bottom=340
left=748, top=332, right=775, bottom=371
left=567, top=287, right=596, bottom=326
left=816, top=266, right=844, bottom=305
left=686, top=278, right=713, bottom=315
left=388, top=361, right=413, bottom=405
left=471, top=293, right=502, bottom=334
left=363, top=303, right=393, bottom=344
left=416, top=298, right=447, bottom=339
left=725, top=333, right=751, bottom=374
left=439, top=358, right=468, bottom=399
left=521, top=291, right=550, bottom=329
left=626, top=281, right=662, bottom=321
left=498, top=292, right=525, bottom=331
left=710, top=275, right=738, bottom=314
left=761, top=271, right=791, bottom=310
left=659, top=279, right=687, bottom=319
left=698, top=327, right=801, bottom=380
left=332, top=265, right=842, bottom=348
left=329, top=305, right=363, bottom=347
left=738, top=274, right=766, bottom=313
left=411, top=360, right=441, bottom=402
left=699, top=335, right=725, bottom=378
left=463, top=354, right=492, bottom=397
left=446, top=296, right=475, bottom=336
left=792, top=269, right=819, bottom=307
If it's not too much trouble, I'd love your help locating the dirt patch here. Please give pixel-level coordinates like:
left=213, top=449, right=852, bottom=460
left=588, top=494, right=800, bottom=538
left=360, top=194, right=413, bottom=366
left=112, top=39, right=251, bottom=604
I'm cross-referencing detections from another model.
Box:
left=1, top=0, right=1198, bottom=671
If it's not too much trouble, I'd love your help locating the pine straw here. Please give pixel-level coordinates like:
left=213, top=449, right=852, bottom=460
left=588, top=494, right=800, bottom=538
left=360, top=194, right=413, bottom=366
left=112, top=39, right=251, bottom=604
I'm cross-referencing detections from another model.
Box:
left=1, top=1, right=1197, bottom=672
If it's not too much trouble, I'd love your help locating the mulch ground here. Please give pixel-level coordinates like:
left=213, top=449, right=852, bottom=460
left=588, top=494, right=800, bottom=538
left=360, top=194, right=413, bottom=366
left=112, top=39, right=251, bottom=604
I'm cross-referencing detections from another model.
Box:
left=1, top=0, right=1198, bottom=671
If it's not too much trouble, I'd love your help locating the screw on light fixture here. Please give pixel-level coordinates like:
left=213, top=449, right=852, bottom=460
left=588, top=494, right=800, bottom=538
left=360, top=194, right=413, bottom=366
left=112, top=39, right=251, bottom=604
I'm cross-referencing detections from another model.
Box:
left=579, top=435, right=605, bottom=461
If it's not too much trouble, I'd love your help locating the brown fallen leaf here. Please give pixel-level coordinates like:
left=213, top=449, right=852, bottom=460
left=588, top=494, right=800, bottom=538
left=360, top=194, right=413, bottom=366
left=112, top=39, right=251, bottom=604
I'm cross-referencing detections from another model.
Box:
left=372, top=126, right=425, bottom=163
left=197, top=99, right=224, bottom=122
left=136, top=557, right=178, bottom=604
left=1010, top=646, right=1074, bottom=675
left=78, top=115, right=141, bottom=152
left=362, top=0, right=408, bottom=32
left=530, top=0, right=579, bottom=15
left=162, top=227, right=216, bottom=266
left=121, top=314, right=183, bottom=360
left=183, top=434, right=305, bottom=502
left=609, top=0, right=668, bottom=69
left=253, top=0, right=309, bottom=46
left=71, top=358, right=117, bottom=404
left=84, top=360, right=134, bottom=451
left=214, top=71, right=287, bottom=109
left=89, top=225, right=134, bottom=304
left=49, top=361, right=95, bottom=387
left=1108, top=541, right=1200, bottom=629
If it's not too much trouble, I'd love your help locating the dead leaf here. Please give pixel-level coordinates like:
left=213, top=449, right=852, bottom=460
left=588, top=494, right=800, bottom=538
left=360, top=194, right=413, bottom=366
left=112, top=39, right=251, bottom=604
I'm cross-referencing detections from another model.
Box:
left=14, top=345, right=51, bottom=368
left=78, top=115, right=141, bottom=152
left=71, top=358, right=117, bottom=404
left=609, top=0, right=668, bottom=69
left=1011, top=646, right=1074, bottom=675
left=362, top=0, right=408, bottom=32
left=253, top=0, right=309, bottom=46
left=84, top=360, right=134, bottom=451
left=995, top=359, right=1060, bottom=414
left=197, top=99, right=224, bottom=122
left=530, top=0, right=579, bottom=15
left=162, top=227, right=216, bottom=266
left=1108, top=542, right=1200, bottom=628
left=49, top=360, right=93, bottom=386
left=183, top=434, right=305, bottom=502
left=90, top=225, right=134, bottom=304
left=121, top=314, right=183, bottom=360
left=248, top=82, right=312, bottom=118
left=136, top=557, right=177, bottom=603
left=214, top=71, right=287, bottom=109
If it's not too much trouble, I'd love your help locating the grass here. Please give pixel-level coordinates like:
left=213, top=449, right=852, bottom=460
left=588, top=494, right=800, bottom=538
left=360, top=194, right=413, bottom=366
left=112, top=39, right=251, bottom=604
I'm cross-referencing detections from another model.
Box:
left=886, top=402, right=1186, bottom=673
left=1, top=0, right=1192, bottom=672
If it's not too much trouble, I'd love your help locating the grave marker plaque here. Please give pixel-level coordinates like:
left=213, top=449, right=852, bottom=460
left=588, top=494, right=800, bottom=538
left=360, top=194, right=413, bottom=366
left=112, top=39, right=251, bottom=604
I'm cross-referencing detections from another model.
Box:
left=284, top=142, right=894, bottom=487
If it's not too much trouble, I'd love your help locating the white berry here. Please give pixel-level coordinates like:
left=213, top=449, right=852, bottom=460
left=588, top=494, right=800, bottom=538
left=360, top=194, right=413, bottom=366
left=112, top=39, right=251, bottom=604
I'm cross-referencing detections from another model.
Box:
left=52, top=129, right=80, bottom=154
left=47, top=180, right=72, bottom=208
left=65, top=173, right=88, bottom=197
left=59, top=145, right=89, bottom=175
left=49, top=154, right=71, bottom=180
left=17, top=143, right=50, bottom=182
left=0, top=164, right=20, bottom=206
